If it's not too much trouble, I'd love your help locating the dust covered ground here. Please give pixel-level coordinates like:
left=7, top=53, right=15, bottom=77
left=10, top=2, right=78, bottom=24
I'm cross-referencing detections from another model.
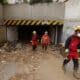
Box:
left=0, top=44, right=80, bottom=80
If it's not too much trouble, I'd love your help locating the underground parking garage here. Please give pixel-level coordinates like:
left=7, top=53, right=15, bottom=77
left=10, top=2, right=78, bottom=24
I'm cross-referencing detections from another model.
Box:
left=4, top=20, right=63, bottom=44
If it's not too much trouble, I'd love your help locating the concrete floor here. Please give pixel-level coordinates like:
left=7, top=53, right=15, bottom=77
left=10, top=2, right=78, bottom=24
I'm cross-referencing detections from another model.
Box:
left=0, top=45, right=80, bottom=80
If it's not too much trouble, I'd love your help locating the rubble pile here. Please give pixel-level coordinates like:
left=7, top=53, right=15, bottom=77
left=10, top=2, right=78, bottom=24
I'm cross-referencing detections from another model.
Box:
left=0, top=42, right=66, bottom=80
left=0, top=41, right=26, bottom=53
left=0, top=42, right=64, bottom=63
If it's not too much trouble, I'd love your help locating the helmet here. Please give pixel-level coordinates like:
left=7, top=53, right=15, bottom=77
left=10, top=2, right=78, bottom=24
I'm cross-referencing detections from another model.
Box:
left=45, top=31, right=48, bottom=34
left=74, top=26, right=80, bottom=31
left=32, top=31, right=36, bottom=34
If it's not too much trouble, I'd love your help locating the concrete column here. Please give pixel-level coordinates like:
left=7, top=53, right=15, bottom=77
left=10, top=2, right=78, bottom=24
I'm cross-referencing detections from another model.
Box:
left=7, top=27, right=18, bottom=41
left=0, top=4, right=5, bottom=42
left=62, top=0, right=80, bottom=43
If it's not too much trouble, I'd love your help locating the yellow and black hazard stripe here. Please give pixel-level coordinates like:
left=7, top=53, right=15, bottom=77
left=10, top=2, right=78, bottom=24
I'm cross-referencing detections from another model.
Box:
left=58, top=21, right=63, bottom=26
left=4, top=20, right=63, bottom=26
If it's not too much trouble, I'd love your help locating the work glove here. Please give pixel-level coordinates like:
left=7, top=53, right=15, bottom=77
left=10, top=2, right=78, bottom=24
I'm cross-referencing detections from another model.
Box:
left=64, top=49, right=69, bottom=57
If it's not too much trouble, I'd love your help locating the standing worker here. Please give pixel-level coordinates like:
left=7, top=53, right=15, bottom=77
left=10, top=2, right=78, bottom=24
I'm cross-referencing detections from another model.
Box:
left=41, top=31, right=50, bottom=51
left=31, top=31, right=38, bottom=51
left=62, top=26, right=80, bottom=78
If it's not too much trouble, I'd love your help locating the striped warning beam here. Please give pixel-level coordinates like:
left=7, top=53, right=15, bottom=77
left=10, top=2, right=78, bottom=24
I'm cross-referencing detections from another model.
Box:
left=4, top=20, right=63, bottom=26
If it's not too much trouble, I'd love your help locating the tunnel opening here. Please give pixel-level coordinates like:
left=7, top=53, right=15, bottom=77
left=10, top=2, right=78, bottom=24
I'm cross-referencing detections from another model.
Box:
left=17, top=25, right=63, bottom=44
left=17, top=25, right=51, bottom=43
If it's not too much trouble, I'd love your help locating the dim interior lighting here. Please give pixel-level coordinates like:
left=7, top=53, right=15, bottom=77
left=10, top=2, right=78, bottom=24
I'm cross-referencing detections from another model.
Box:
left=27, top=0, right=30, bottom=3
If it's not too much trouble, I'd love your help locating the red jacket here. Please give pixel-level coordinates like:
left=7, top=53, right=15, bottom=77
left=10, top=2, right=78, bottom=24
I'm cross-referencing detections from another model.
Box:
left=69, top=36, right=80, bottom=51
left=41, top=35, right=50, bottom=45
left=65, top=35, right=80, bottom=60
left=32, top=35, right=37, bottom=46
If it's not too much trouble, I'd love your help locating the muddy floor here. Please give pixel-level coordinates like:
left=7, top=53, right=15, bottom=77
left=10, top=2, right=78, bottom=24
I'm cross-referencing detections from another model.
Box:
left=0, top=45, right=80, bottom=80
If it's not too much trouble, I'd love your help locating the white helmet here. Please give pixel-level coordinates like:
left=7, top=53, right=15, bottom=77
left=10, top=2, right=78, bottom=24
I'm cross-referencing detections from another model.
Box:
left=32, top=31, right=36, bottom=34
left=45, top=31, right=48, bottom=34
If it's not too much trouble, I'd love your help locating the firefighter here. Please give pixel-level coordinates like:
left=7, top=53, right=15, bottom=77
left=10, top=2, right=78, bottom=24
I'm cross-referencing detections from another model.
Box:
left=31, top=31, right=38, bottom=51
left=41, top=31, right=50, bottom=51
left=62, top=26, right=80, bottom=77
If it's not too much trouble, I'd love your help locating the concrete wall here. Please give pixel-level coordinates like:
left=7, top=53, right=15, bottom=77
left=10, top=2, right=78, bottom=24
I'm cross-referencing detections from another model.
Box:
left=62, top=0, right=80, bottom=43
left=3, top=3, right=65, bottom=20
left=0, top=27, right=6, bottom=42
left=2, top=1, right=80, bottom=43
left=0, top=4, right=3, bottom=24
left=0, top=4, right=3, bottom=20
left=62, top=21, right=80, bottom=42
left=0, top=4, right=6, bottom=42
left=3, top=3, right=65, bottom=42
left=7, top=27, right=18, bottom=41
left=65, top=0, right=80, bottom=20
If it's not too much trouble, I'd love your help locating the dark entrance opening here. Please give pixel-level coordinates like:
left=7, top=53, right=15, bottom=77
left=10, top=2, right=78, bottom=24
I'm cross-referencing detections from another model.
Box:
left=18, top=25, right=51, bottom=43
left=17, top=25, right=63, bottom=44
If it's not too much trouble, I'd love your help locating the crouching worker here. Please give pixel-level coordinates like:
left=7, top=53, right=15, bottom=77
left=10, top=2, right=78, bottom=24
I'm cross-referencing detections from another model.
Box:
left=62, top=26, right=80, bottom=78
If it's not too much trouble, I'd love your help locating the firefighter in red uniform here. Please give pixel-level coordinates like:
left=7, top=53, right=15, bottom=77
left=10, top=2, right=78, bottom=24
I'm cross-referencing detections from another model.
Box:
left=31, top=31, right=38, bottom=51
left=62, top=26, right=80, bottom=77
left=41, top=31, right=50, bottom=51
